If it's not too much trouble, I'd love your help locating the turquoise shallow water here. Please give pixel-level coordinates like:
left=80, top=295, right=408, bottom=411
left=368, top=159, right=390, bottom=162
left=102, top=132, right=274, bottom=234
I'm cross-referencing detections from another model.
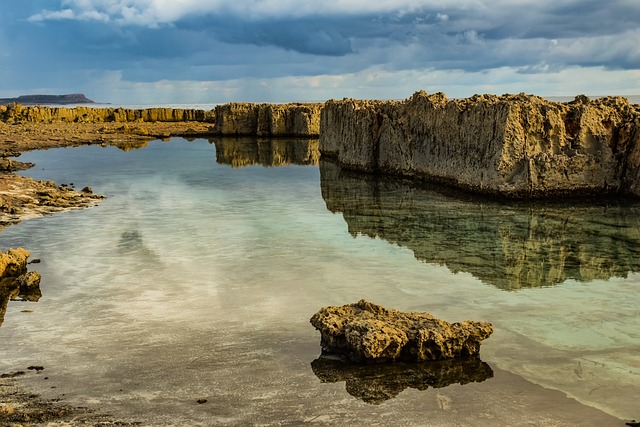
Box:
left=0, top=138, right=638, bottom=426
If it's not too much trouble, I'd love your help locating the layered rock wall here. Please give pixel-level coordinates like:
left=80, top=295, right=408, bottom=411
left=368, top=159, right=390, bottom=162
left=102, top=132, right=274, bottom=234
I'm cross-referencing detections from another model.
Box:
left=0, top=102, right=323, bottom=137
left=320, top=92, right=640, bottom=198
left=0, top=104, right=214, bottom=124
left=212, top=103, right=322, bottom=136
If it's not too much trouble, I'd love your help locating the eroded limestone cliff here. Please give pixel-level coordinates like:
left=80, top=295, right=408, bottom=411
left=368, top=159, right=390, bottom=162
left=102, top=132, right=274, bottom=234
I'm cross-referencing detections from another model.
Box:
left=0, top=102, right=323, bottom=137
left=0, top=103, right=213, bottom=124
left=212, top=103, right=322, bottom=136
left=320, top=92, right=640, bottom=198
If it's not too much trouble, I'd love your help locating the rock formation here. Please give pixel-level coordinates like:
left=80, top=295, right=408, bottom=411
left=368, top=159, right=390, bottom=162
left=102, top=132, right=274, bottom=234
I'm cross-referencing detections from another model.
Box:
left=0, top=102, right=322, bottom=138
left=0, top=248, right=41, bottom=327
left=320, top=92, right=640, bottom=198
left=311, top=355, right=493, bottom=404
left=310, top=300, right=493, bottom=363
left=212, top=137, right=319, bottom=167
left=212, top=103, right=322, bottom=137
left=0, top=173, right=105, bottom=230
left=320, top=159, right=640, bottom=289
left=0, top=103, right=214, bottom=124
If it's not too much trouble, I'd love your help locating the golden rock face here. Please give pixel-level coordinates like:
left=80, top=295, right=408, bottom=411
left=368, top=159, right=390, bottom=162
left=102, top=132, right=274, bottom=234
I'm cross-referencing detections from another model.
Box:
left=310, top=300, right=493, bottom=363
left=0, top=248, right=41, bottom=328
left=320, top=92, right=640, bottom=198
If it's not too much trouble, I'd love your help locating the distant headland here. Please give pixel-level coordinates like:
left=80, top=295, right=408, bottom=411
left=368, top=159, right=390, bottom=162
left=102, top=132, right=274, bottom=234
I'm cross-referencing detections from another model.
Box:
left=0, top=93, right=94, bottom=106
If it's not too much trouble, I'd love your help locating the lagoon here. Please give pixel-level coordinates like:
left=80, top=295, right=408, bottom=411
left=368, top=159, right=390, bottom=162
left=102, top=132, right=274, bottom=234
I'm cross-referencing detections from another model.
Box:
left=0, top=138, right=638, bottom=426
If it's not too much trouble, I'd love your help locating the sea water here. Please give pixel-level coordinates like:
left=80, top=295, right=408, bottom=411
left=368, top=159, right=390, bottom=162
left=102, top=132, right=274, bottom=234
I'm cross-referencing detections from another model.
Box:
left=0, top=138, right=638, bottom=426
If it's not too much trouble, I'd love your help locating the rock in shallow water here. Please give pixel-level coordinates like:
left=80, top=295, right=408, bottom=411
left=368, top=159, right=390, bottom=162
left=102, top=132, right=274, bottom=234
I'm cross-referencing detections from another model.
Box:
left=310, top=300, right=493, bottom=363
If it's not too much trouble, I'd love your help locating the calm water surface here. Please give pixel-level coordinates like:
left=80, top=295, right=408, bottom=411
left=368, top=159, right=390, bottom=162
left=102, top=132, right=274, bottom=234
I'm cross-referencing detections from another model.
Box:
left=0, top=138, right=638, bottom=426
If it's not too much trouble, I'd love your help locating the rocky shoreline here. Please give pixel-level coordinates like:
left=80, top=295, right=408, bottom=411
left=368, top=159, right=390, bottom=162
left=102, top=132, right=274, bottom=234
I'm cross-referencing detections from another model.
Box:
left=0, top=101, right=323, bottom=229
left=1, top=95, right=639, bottom=425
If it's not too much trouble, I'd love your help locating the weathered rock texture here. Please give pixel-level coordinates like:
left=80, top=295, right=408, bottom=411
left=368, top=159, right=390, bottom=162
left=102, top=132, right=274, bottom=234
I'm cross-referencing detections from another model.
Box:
left=310, top=300, right=493, bottom=363
left=311, top=355, right=493, bottom=404
left=0, top=248, right=30, bottom=279
left=212, top=137, right=319, bottom=167
left=0, top=173, right=104, bottom=230
left=1, top=248, right=41, bottom=327
left=0, top=102, right=322, bottom=138
left=212, top=103, right=322, bottom=136
left=321, top=92, right=640, bottom=198
left=0, top=103, right=213, bottom=124
left=320, top=159, right=640, bottom=290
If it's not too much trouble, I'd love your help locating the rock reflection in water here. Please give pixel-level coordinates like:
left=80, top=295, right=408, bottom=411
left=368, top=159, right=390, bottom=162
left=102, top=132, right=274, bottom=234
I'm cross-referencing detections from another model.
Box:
left=0, top=275, right=41, bottom=327
left=320, top=159, right=640, bottom=289
left=311, top=355, right=493, bottom=404
left=110, top=140, right=150, bottom=152
left=211, top=137, right=319, bottom=167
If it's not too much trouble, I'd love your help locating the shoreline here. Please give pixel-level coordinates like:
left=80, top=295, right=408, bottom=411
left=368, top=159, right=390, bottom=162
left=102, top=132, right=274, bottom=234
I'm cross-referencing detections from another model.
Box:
left=0, top=121, right=214, bottom=230
left=1, top=100, right=638, bottom=426
left=1, top=370, right=140, bottom=425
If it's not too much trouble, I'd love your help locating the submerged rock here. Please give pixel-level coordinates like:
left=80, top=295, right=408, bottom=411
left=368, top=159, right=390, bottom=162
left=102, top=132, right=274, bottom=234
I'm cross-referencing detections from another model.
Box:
left=310, top=300, right=493, bottom=363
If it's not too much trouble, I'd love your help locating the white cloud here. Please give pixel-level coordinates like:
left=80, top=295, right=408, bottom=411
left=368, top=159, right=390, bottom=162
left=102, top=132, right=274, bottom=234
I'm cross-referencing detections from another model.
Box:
left=548, top=28, right=640, bottom=66
left=77, top=65, right=640, bottom=105
left=30, top=0, right=541, bottom=26
left=29, top=8, right=76, bottom=22
left=29, top=7, right=111, bottom=22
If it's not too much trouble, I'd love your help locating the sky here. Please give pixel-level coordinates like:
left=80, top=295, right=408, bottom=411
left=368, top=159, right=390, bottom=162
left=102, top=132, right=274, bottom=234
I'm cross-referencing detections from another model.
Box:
left=1, top=0, right=639, bottom=104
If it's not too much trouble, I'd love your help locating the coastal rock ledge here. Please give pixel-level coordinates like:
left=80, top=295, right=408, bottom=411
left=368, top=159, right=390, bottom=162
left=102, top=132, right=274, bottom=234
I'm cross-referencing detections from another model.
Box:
left=310, top=300, right=493, bottom=363
left=320, top=92, right=640, bottom=198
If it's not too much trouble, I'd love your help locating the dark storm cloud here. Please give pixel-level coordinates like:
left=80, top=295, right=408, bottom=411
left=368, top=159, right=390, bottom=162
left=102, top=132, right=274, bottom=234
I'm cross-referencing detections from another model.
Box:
left=1, top=0, right=638, bottom=100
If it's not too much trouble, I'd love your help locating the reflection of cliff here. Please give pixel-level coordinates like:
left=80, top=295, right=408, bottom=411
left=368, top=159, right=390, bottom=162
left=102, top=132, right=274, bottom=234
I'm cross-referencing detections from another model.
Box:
left=212, top=138, right=319, bottom=167
left=320, top=159, right=640, bottom=289
left=311, top=355, right=493, bottom=404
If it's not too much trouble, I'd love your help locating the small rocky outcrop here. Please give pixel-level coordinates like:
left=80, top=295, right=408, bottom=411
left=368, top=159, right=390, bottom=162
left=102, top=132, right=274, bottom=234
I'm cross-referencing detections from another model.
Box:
left=0, top=159, right=34, bottom=172
left=0, top=173, right=105, bottom=230
left=0, top=248, right=30, bottom=279
left=310, top=300, right=493, bottom=363
left=1, top=248, right=42, bottom=327
left=320, top=92, right=640, bottom=198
